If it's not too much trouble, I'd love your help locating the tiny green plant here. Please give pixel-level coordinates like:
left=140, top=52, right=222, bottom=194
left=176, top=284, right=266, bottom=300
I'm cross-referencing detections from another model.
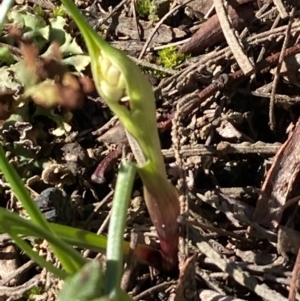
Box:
left=135, top=0, right=151, bottom=18
left=52, top=5, right=66, bottom=18
left=157, top=46, right=189, bottom=68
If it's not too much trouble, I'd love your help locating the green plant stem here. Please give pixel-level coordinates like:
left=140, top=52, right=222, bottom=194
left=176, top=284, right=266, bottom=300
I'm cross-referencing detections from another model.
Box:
left=0, top=145, right=82, bottom=273
left=105, top=160, right=136, bottom=300
left=0, top=208, right=87, bottom=273
left=59, top=0, right=99, bottom=63
left=0, top=220, right=162, bottom=268
left=59, top=0, right=180, bottom=269
left=0, top=222, right=111, bottom=253
left=0, top=0, right=14, bottom=31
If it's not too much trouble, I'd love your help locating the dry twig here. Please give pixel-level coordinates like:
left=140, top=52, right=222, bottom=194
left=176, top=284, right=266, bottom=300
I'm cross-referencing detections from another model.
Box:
left=213, top=0, right=254, bottom=74
left=273, top=0, right=288, bottom=19
left=269, top=8, right=295, bottom=130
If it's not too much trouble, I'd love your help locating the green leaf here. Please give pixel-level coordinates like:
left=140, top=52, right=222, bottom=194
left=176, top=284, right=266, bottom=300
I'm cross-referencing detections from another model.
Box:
left=49, top=16, right=84, bottom=56
left=58, top=261, right=105, bottom=301
left=7, top=8, right=50, bottom=49
left=10, top=61, right=39, bottom=88
left=49, top=16, right=67, bottom=45
left=105, top=160, right=136, bottom=299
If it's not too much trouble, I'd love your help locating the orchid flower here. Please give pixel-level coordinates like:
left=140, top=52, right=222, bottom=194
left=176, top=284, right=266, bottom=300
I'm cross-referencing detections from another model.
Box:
left=60, top=0, right=180, bottom=269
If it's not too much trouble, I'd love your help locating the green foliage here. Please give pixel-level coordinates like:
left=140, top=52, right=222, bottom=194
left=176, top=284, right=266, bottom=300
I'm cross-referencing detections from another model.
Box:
left=157, top=46, right=189, bottom=68
left=135, top=0, right=151, bottom=18
left=7, top=7, right=50, bottom=49
left=0, top=1, right=179, bottom=300
left=136, top=0, right=169, bottom=22
left=0, top=7, right=90, bottom=134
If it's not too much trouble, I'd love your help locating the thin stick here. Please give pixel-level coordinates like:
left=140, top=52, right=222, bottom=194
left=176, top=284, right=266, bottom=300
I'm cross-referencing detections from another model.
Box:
left=97, top=0, right=129, bottom=28
left=138, top=0, right=194, bottom=59
left=0, top=260, right=36, bottom=286
left=131, top=0, right=141, bottom=41
left=214, top=0, right=254, bottom=75
left=161, top=142, right=280, bottom=158
left=269, top=8, right=295, bottom=130
left=0, top=0, right=15, bottom=34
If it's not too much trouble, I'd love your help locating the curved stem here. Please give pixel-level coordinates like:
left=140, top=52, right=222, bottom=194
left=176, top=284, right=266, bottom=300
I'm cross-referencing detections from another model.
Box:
left=5, top=227, right=67, bottom=279
left=0, top=208, right=87, bottom=273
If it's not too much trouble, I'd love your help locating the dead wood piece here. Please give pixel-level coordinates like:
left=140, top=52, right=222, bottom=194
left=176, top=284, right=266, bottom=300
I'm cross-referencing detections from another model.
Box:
left=174, top=255, right=199, bottom=301
left=121, top=233, right=138, bottom=291
left=177, top=0, right=214, bottom=16
left=202, top=256, right=287, bottom=275
left=273, top=53, right=300, bottom=88
left=199, top=289, right=247, bottom=301
left=162, top=142, right=281, bottom=158
left=277, top=226, right=300, bottom=258
left=138, top=0, right=192, bottom=59
left=196, top=191, right=254, bottom=227
left=133, top=280, right=176, bottom=300
left=0, top=277, right=40, bottom=300
left=0, top=260, right=35, bottom=286
left=288, top=247, right=300, bottom=301
left=253, top=118, right=300, bottom=229
left=196, top=268, right=227, bottom=295
left=179, top=2, right=254, bottom=55
left=91, top=144, right=124, bottom=184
